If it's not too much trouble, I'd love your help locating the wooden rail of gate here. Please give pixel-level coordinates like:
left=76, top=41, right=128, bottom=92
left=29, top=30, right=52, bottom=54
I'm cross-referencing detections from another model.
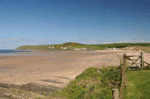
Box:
left=125, top=52, right=143, bottom=70
left=124, top=52, right=150, bottom=70
left=119, top=52, right=150, bottom=99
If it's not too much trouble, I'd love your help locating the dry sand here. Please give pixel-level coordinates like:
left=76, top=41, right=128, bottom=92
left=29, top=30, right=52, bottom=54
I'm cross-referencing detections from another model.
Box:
left=0, top=50, right=150, bottom=88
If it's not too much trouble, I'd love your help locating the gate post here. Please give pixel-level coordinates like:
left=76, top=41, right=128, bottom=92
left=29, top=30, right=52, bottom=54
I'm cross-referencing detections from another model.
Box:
left=119, top=54, right=126, bottom=99
left=140, top=52, right=144, bottom=70
left=123, top=54, right=127, bottom=68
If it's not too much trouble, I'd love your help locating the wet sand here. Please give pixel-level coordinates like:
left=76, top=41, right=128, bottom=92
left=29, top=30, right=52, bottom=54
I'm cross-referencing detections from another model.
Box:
left=0, top=50, right=149, bottom=88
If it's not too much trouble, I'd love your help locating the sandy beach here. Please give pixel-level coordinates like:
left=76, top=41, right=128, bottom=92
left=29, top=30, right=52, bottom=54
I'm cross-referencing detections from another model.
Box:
left=0, top=50, right=150, bottom=88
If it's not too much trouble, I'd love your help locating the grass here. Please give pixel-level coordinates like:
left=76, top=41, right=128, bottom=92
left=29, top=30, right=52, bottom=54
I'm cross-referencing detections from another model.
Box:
left=121, top=46, right=150, bottom=53
left=133, top=46, right=150, bottom=53
left=0, top=87, right=45, bottom=99
left=49, top=66, right=121, bottom=99
left=0, top=82, right=61, bottom=99
left=124, top=70, right=150, bottom=99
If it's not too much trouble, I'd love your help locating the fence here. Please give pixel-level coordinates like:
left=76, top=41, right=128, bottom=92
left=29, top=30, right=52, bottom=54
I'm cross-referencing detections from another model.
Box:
left=119, top=52, right=150, bottom=99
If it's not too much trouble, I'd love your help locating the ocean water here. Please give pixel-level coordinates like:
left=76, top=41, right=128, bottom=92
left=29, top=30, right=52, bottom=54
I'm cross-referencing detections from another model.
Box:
left=0, top=50, right=31, bottom=53
left=0, top=50, right=57, bottom=56
left=0, top=50, right=33, bottom=56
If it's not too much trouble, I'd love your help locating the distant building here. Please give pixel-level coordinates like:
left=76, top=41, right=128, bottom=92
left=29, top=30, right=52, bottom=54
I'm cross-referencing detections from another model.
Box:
left=81, top=48, right=87, bottom=50
left=63, top=47, right=68, bottom=50
left=74, top=48, right=81, bottom=51
left=113, top=48, right=116, bottom=50
left=61, top=47, right=64, bottom=49
left=106, top=48, right=117, bottom=50
left=52, top=46, right=55, bottom=49
left=49, top=47, right=51, bottom=48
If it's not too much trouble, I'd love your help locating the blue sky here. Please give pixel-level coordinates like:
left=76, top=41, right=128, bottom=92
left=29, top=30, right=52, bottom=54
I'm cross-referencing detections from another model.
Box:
left=0, top=0, right=150, bottom=49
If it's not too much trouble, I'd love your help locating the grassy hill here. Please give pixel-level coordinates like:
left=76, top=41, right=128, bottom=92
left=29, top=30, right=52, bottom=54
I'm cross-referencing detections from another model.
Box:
left=15, top=42, right=102, bottom=50
left=15, top=42, right=150, bottom=51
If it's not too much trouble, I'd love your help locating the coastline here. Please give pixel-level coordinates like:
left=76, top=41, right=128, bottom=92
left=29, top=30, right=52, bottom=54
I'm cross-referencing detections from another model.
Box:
left=0, top=50, right=120, bottom=87
left=0, top=50, right=149, bottom=88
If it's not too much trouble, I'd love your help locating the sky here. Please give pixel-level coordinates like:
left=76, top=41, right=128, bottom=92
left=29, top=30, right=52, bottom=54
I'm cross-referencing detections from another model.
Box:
left=0, top=0, right=150, bottom=49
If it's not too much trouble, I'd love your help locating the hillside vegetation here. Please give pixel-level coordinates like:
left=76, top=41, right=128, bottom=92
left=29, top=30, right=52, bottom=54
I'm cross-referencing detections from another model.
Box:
left=49, top=66, right=121, bottom=99
left=16, top=42, right=150, bottom=51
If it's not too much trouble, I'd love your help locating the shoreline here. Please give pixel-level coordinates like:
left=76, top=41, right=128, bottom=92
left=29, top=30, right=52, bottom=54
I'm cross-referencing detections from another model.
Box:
left=0, top=50, right=149, bottom=88
left=0, top=50, right=120, bottom=87
left=0, top=49, right=144, bottom=57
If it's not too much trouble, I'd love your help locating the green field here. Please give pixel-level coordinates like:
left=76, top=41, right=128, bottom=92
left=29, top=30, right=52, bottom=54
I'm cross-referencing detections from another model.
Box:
left=15, top=42, right=150, bottom=51
left=124, top=70, right=150, bottom=99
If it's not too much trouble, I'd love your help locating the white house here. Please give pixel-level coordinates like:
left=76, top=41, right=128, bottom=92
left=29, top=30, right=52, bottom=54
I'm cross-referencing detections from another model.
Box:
left=49, top=47, right=51, bottom=49
left=81, top=48, right=87, bottom=50
left=74, top=48, right=81, bottom=51
left=113, top=48, right=116, bottom=50
left=61, top=47, right=64, bottom=49
left=63, top=47, right=68, bottom=50
left=52, top=46, right=55, bottom=49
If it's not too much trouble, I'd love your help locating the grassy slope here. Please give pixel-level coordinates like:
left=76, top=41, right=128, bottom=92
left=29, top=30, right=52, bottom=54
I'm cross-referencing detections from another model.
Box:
left=124, top=70, right=150, bottom=99
left=132, top=46, right=150, bottom=53
left=49, top=67, right=121, bottom=99
left=121, top=46, right=150, bottom=53
left=16, top=42, right=150, bottom=51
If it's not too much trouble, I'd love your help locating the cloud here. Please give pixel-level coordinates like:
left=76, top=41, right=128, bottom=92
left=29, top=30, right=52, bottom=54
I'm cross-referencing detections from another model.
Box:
left=121, top=38, right=150, bottom=43
left=0, top=38, right=55, bottom=49
left=38, top=38, right=52, bottom=42
left=72, top=38, right=101, bottom=44
left=0, top=38, right=53, bottom=42
left=0, top=38, right=22, bottom=42
left=102, top=42, right=118, bottom=44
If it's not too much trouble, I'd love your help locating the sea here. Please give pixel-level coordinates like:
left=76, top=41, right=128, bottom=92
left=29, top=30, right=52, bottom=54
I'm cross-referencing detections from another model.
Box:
left=0, top=50, right=33, bottom=56
left=0, top=50, right=31, bottom=53
left=0, top=50, right=57, bottom=56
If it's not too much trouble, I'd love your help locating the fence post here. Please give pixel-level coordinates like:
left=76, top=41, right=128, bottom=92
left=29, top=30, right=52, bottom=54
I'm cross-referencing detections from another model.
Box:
left=140, top=52, right=144, bottom=70
left=123, top=54, right=127, bottom=69
left=123, top=54, right=126, bottom=85
left=112, top=89, right=119, bottom=99
left=119, top=54, right=126, bottom=99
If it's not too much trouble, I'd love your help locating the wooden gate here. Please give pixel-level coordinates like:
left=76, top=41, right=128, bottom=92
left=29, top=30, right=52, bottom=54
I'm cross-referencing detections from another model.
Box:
left=119, top=52, right=150, bottom=99
left=124, top=52, right=143, bottom=70
left=123, top=52, right=150, bottom=70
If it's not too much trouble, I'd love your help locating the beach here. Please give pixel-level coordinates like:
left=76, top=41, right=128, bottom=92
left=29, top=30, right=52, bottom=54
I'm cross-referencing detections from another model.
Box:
left=0, top=50, right=149, bottom=88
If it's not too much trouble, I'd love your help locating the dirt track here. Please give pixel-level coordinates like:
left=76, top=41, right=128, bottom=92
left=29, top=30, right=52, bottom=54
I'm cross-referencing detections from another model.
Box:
left=0, top=50, right=149, bottom=88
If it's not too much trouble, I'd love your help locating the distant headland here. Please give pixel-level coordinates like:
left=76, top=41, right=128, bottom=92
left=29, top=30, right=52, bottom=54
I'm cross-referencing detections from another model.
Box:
left=15, top=42, right=150, bottom=52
